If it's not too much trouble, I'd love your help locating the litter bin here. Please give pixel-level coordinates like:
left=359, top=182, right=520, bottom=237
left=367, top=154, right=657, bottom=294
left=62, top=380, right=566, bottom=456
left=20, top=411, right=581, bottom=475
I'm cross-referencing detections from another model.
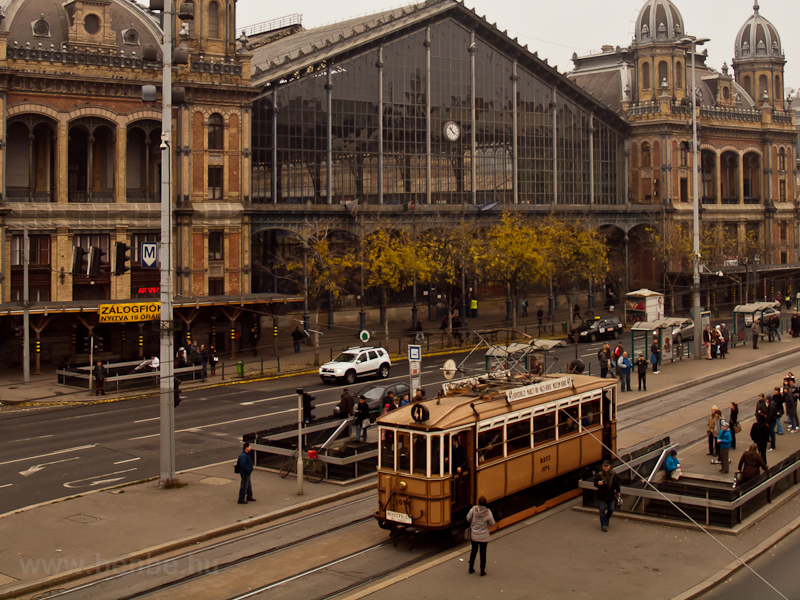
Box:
left=237, top=361, right=244, bottom=377
left=714, top=308, right=719, bottom=318
left=562, top=321, right=568, bottom=334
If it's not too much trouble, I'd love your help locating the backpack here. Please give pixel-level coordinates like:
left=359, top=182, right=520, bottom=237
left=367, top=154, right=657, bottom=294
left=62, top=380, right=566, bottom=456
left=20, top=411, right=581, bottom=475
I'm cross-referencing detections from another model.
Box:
left=613, top=346, right=622, bottom=359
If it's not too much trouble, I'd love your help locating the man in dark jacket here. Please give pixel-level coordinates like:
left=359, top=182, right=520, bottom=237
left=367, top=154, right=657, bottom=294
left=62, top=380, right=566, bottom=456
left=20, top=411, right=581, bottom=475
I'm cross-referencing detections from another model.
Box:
left=237, top=443, right=255, bottom=504
left=755, top=393, right=768, bottom=421
left=597, top=344, right=610, bottom=378
left=636, top=354, right=648, bottom=392
left=750, top=416, right=770, bottom=466
left=93, top=361, right=106, bottom=396
left=354, top=396, right=370, bottom=442
left=452, top=435, right=468, bottom=475
left=767, top=389, right=784, bottom=448
left=593, top=460, right=621, bottom=532
left=338, top=388, right=355, bottom=435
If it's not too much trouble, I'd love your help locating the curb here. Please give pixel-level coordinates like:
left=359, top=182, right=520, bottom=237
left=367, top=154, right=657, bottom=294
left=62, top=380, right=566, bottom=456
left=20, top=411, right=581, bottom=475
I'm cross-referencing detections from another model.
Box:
left=0, top=478, right=377, bottom=600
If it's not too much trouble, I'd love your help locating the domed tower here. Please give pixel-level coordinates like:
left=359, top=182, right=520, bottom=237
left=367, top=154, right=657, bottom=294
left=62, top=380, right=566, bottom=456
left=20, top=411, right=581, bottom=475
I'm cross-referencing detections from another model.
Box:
left=732, top=2, right=785, bottom=108
left=631, top=0, right=688, bottom=103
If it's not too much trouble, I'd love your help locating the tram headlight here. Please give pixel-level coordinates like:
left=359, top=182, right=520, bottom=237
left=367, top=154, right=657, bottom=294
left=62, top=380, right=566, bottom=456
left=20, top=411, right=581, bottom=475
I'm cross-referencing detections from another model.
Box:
left=398, top=480, right=407, bottom=491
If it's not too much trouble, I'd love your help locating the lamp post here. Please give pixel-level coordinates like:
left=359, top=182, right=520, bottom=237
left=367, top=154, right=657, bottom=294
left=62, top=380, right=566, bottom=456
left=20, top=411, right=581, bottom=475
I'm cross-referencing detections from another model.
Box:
left=680, top=36, right=710, bottom=359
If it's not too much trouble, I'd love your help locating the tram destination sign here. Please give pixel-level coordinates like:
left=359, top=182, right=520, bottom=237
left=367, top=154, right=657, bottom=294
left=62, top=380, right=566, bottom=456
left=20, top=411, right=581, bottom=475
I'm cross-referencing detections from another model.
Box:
left=506, top=377, right=574, bottom=403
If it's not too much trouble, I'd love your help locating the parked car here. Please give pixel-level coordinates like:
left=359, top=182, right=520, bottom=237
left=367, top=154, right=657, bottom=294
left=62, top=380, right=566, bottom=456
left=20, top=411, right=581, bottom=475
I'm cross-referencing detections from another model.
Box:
left=567, top=317, right=623, bottom=343
left=671, top=318, right=695, bottom=343
left=744, top=305, right=780, bottom=326
left=334, top=382, right=411, bottom=421
left=319, top=346, right=391, bottom=384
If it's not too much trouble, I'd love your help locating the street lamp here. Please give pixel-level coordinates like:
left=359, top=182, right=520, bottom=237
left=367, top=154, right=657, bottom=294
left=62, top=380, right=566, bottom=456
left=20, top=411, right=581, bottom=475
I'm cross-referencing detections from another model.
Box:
left=148, top=0, right=193, bottom=486
left=680, top=36, right=710, bottom=359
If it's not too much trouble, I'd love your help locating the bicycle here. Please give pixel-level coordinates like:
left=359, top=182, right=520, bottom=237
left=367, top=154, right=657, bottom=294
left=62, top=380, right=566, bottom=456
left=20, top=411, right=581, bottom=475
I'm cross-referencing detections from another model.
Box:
left=279, top=449, right=324, bottom=483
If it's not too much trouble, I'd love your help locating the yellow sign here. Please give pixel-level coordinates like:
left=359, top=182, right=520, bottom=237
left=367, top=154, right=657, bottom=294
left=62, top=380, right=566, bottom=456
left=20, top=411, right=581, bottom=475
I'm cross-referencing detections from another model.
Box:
left=99, top=302, right=160, bottom=323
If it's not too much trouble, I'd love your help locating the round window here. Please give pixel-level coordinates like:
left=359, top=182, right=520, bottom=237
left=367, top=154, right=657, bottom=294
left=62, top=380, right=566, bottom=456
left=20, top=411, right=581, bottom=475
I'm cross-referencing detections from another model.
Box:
left=84, top=14, right=100, bottom=35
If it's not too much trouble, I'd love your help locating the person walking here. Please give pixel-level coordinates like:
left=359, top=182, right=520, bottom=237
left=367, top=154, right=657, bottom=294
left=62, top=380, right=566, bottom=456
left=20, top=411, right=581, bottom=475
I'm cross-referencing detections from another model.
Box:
left=772, top=387, right=786, bottom=435
left=636, top=354, right=648, bottom=391
left=470, top=297, right=478, bottom=318
left=237, top=442, right=255, bottom=504
left=729, top=402, right=739, bottom=450
left=752, top=318, right=760, bottom=350
left=572, top=303, right=581, bottom=322
left=521, top=298, right=528, bottom=317
left=717, top=421, right=732, bottom=474
left=738, top=443, right=768, bottom=484
left=537, top=307, right=544, bottom=333
left=209, top=345, right=218, bottom=376
left=466, top=496, right=495, bottom=576
left=750, top=415, right=770, bottom=466
left=593, top=460, right=620, bottom=532
left=339, top=387, right=355, bottom=435
left=93, top=361, right=106, bottom=396
left=354, top=395, right=370, bottom=442
left=720, top=323, right=730, bottom=357
left=784, top=378, right=799, bottom=432
left=200, top=344, right=208, bottom=381
left=767, top=390, right=783, bottom=450
left=291, top=327, right=304, bottom=353
left=649, top=335, right=660, bottom=373
left=617, top=351, right=632, bottom=392
left=597, top=344, right=610, bottom=378
left=702, top=325, right=713, bottom=360
left=706, top=405, right=721, bottom=456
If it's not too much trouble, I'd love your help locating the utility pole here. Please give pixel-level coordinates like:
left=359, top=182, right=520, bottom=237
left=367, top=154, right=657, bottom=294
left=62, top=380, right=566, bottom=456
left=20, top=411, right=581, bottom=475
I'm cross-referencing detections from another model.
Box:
left=23, top=226, right=30, bottom=383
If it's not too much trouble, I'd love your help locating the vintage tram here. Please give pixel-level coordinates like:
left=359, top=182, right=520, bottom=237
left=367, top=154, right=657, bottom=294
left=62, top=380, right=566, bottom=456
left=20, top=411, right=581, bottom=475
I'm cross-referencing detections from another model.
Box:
left=375, top=372, right=617, bottom=534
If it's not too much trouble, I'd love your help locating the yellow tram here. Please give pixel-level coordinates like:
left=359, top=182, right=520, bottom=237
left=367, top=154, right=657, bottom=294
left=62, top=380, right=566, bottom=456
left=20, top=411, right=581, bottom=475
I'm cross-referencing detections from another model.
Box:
left=375, top=372, right=617, bottom=533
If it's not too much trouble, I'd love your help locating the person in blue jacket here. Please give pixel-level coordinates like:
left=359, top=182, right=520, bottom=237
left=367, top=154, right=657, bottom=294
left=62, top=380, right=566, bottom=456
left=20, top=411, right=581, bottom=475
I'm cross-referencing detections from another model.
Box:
left=664, top=449, right=681, bottom=480
left=717, top=421, right=732, bottom=474
left=237, top=442, right=256, bottom=504
left=617, top=351, right=632, bottom=392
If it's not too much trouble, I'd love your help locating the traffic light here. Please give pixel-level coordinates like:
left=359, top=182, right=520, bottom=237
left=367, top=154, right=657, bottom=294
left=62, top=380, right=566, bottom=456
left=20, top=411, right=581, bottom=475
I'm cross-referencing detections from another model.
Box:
left=113, top=242, right=132, bottom=276
left=83, top=336, right=91, bottom=353
left=94, top=335, right=104, bottom=352
left=302, top=393, right=316, bottom=423
left=14, top=325, right=24, bottom=338
left=173, top=378, right=183, bottom=407
left=87, top=246, right=106, bottom=278
left=72, top=246, right=88, bottom=275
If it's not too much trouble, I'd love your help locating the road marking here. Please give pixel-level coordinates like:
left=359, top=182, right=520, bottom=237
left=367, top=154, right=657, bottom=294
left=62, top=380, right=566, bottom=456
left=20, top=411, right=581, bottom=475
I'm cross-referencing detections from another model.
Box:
left=0, top=444, right=97, bottom=467
left=128, top=408, right=299, bottom=440
left=10, top=434, right=54, bottom=443
left=19, top=457, right=81, bottom=477
left=0, top=483, right=12, bottom=489
left=134, top=417, right=159, bottom=423
left=63, top=468, right=137, bottom=489
left=114, top=457, right=141, bottom=465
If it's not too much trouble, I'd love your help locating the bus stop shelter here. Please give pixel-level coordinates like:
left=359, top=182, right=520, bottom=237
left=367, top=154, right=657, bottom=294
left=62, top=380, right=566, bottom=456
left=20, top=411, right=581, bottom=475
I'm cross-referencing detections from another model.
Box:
left=733, top=302, right=780, bottom=344
left=630, top=318, right=684, bottom=364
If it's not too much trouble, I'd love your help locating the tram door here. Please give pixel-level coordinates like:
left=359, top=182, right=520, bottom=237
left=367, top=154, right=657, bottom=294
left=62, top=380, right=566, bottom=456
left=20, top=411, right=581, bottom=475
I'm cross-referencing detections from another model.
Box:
left=601, top=389, right=614, bottom=458
left=450, top=430, right=473, bottom=512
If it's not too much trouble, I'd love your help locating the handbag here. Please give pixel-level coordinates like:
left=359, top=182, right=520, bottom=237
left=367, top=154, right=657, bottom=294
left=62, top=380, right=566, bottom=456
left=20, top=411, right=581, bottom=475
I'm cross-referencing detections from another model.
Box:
left=234, top=462, right=240, bottom=474
left=733, top=423, right=742, bottom=434
left=464, top=527, right=472, bottom=542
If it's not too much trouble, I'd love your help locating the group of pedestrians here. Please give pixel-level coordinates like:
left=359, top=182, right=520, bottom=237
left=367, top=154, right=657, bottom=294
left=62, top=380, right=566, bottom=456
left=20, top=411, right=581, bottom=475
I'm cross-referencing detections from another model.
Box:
left=702, top=324, right=729, bottom=359
left=596, top=337, right=660, bottom=392
left=176, top=341, right=217, bottom=380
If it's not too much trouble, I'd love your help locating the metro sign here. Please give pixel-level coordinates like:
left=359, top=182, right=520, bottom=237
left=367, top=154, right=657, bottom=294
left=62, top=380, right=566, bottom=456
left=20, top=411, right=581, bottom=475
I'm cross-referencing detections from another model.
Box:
left=141, top=242, right=158, bottom=268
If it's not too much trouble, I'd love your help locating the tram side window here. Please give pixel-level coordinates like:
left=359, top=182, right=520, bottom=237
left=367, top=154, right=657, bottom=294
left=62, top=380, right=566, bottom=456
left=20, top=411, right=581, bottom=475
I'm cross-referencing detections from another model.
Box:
left=397, top=432, right=411, bottom=473
left=533, top=413, right=556, bottom=445
left=558, top=406, right=580, bottom=437
left=380, top=428, right=395, bottom=469
left=412, top=433, right=427, bottom=475
left=478, top=426, right=504, bottom=464
left=602, top=391, right=613, bottom=423
left=581, top=399, right=602, bottom=428
left=443, top=433, right=452, bottom=475
left=506, top=419, right=531, bottom=454
left=431, top=435, right=441, bottom=476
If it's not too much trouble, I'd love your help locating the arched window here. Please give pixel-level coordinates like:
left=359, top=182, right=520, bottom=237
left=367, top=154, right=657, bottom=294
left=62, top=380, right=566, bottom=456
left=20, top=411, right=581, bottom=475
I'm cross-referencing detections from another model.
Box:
left=743, top=75, right=752, bottom=99
left=208, top=114, right=224, bottom=150
left=676, top=62, right=683, bottom=89
left=680, top=142, right=689, bottom=167
left=209, top=1, right=220, bottom=38
left=658, top=61, right=668, bottom=88
left=779, top=148, right=786, bottom=171
left=774, top=75, right=782, bottom=101
left=759, top=74, right=769, bottom=100
left=642, top=62, right=651, bottom=90
left=641, top=142, right=651, bottom=168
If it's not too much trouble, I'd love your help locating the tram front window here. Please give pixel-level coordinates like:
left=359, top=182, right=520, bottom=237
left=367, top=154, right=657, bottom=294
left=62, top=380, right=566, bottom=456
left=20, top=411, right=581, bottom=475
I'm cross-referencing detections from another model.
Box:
left=534, top=413, right=556, bottom=444
left=412, top=433, right=427, bottom=475
left=397, top=432, right=411, bottom=473
left=380, top=427, right=395, bottom=469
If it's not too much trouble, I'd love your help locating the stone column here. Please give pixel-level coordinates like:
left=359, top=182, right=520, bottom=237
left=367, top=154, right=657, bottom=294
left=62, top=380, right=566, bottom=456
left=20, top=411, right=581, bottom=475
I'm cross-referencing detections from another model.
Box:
left=116, top=125, right=127, bottom=203
left=57, top=121, right=69, bottom=203
left=738, top=152, right=744, bottom=204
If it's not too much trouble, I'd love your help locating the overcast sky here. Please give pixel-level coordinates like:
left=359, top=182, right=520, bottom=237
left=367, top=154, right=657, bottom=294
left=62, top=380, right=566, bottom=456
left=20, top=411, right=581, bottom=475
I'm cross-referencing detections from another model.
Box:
left=235, top=0, right=799, bottom=98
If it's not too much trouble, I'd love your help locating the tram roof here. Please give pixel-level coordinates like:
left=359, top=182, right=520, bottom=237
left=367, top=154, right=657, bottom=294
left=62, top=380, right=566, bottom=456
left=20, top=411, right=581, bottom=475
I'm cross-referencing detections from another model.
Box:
left=377, top=373, right=611, bottom=431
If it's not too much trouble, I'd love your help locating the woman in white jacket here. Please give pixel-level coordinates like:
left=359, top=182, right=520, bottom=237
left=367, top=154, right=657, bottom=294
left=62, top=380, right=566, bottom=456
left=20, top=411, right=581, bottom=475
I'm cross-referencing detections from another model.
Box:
left=467, top=496, right=495, bottom=576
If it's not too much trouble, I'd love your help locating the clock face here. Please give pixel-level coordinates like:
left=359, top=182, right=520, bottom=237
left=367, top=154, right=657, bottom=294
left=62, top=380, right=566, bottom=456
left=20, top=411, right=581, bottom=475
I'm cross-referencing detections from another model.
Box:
left=443, top=121, right=460, bottom=142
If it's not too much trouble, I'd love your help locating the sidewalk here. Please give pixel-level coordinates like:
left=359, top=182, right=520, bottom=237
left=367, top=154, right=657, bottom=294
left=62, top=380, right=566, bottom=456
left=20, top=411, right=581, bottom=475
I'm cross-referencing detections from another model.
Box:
left=0, top=333, right=798, bottom=598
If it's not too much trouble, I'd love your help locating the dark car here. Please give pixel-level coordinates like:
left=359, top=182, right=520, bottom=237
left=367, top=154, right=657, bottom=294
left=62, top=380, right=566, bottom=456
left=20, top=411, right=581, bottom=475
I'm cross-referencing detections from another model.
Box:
left=568, top=317, right=623, bottom=343
left=333, top=382, right=411, bottom=422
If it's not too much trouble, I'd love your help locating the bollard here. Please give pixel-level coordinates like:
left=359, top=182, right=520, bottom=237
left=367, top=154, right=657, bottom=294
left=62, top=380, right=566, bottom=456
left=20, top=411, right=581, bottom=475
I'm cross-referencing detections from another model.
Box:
left=561, top=321, right=568, bottom=334
left=260, top=358, right=264, bottom=375
left=277, top=355, right=281, bottom=372
left=588, top=363, right=591, bottom=376
left=237, top=361, right=244, bottom=378
left=220, top=362, right=225, bottom=380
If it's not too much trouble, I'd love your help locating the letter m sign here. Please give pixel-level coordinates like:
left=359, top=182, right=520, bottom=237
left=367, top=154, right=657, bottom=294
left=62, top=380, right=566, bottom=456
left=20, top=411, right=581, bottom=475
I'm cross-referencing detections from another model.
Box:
left=141, top=242, right=158, bottom=269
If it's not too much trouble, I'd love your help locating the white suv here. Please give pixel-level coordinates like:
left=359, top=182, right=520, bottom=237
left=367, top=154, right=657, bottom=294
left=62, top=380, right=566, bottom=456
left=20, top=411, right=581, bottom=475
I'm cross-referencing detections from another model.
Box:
left=319, top=347, right=391, bottom=385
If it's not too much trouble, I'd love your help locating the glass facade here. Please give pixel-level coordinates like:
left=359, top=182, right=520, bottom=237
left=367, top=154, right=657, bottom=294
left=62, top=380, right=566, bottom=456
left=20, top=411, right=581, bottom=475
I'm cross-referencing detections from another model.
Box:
left=251, top=18, right=625, bottom=208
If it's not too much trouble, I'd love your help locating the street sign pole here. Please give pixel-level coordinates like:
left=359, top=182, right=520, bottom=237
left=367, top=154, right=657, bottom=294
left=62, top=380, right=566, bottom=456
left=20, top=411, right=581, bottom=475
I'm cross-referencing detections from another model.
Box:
left=408, top=345, right=422, bottom=396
